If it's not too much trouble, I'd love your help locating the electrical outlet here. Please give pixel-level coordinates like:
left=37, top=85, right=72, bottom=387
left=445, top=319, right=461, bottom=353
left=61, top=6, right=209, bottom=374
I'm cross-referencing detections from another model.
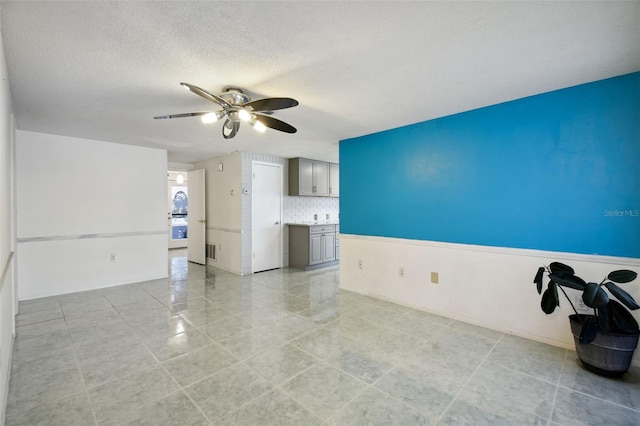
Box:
left=110, top=253, right=117, bottom=262
left=358, top=260, right=363, bottom=270
left=431, top=272, right=439, bottom=284
left=399, top=267, right=405, bottom=278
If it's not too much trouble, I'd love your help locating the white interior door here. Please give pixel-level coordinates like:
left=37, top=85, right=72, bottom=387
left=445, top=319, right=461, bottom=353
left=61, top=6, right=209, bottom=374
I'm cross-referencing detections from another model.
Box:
left=187, top=169, right=206, bottom=264
left=252, top=162, right=282, bottom=273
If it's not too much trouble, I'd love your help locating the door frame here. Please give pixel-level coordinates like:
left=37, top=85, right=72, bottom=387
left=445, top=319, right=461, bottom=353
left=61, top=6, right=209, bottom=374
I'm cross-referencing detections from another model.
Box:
left=251, top=161, right=283, bottom=273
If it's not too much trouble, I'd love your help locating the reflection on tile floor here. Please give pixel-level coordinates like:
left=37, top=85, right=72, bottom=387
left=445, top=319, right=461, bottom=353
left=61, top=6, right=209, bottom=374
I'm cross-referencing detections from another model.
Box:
left=6, top=250, right=640, bottom=425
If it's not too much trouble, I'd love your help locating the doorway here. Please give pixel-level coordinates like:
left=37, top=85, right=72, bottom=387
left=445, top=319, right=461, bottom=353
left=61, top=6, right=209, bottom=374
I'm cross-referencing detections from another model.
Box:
left=252, top=161, right=283, bottom=273
left=168, top=171, right=188, bottom=250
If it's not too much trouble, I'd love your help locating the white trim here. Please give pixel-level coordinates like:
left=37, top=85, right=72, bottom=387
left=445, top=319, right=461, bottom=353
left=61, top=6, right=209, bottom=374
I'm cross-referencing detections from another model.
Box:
left=349, top=287, right=577, bottom=351
left=17, top=230, right=167, bottom=243
left=207, top=226, right=242, bottom=234
left=18, top=273, right=168, bottom=301
left=0, top=252, right=12, bottom=292
left=339, top=233, right=640, bottom=266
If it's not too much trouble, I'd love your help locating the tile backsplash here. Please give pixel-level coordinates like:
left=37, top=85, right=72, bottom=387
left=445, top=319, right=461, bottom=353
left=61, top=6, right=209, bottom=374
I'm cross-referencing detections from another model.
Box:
left=283, top=195, right=339, bottom=223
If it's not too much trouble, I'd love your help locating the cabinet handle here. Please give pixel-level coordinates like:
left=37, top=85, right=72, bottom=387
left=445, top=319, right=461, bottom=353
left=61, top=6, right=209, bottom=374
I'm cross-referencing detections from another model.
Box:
left=312, top=186, right=317, bottom=193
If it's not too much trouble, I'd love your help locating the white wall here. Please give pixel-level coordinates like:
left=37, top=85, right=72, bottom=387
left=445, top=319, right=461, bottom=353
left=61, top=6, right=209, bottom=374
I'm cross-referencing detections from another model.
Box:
left=340, top=235, right=640, bottom=366
left=16, top=131, right=168, bottom=299
left=0, top=20, right=16, bottom=425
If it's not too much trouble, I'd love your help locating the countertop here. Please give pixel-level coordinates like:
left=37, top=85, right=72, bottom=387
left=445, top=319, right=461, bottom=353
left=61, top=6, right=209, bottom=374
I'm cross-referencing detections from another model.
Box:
left=286, top=222, right=340, bottom=227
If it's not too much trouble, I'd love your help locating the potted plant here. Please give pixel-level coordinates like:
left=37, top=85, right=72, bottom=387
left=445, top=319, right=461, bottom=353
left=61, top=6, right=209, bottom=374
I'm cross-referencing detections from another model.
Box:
left=532, top=262, right=639, bottom=376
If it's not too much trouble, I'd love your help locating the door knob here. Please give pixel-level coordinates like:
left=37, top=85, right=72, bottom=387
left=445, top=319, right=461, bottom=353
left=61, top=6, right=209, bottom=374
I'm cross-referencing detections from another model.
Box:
left=198, top=219, right=206, bottom=224
left=275, top=221, right=280, bottom=225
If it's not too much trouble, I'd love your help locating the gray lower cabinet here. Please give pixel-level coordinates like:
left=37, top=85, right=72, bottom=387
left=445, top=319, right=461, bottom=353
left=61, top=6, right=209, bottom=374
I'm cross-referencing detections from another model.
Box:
left=289, top=224, right=338, bottom=270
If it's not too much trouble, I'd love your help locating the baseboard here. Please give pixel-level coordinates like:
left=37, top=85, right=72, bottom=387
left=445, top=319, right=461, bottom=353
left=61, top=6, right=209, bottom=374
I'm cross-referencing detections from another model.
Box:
left=341, top=285, right=639, bottom=368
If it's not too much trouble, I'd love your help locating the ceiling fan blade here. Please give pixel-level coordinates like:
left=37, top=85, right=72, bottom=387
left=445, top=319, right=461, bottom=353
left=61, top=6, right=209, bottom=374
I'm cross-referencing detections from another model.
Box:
left=255, top=114, right=297, bottom=134
left=245, top=97, right=298, bottom=112
left=154, top=112, right=211, bottom=119
left=180, top=82, right=231, bottom=109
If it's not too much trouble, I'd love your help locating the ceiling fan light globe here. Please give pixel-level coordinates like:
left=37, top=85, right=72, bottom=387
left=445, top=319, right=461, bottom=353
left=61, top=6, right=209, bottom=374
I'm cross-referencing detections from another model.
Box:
left=252, top=120, right=267, bottom=133
left=238, top=109, right=251, bottom=122
left=201, top=112, right=219, bottom=124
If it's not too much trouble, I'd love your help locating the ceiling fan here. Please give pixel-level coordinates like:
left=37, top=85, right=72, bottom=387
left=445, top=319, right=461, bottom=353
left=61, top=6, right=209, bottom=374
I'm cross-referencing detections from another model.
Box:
left=154, top=83, right=298, bottom=139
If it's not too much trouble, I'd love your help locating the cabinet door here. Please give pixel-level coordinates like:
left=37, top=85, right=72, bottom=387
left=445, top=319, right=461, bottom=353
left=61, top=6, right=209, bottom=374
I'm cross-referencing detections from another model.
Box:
left=322, top=233, right=336, bottom=262
left=309, top=234, right=323, bottom=265
left=298, top=158, right=314, bottom=196
left=329, top=163, right=339, bottom=197
left=313, top=161, right=329, bottom=196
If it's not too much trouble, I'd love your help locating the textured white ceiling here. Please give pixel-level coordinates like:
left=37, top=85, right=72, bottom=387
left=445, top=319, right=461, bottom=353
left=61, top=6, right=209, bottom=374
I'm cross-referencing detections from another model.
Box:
left=1, top=1, right=638, bottom=163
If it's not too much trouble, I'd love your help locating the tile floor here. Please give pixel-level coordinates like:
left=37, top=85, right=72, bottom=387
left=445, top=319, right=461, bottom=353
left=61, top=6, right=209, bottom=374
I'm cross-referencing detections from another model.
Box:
left=5, top=250, right=640, bottom=425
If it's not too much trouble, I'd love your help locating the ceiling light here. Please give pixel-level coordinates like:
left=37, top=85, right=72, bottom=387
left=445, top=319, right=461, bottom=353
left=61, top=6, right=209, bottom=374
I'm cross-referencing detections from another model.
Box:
left=238, top=109, right=251, bottom=122
left=251, top=118, right=267, bottom=133
left=176, top=173, right=184, bottom=184
left=201, top=111, right=223, bottom=124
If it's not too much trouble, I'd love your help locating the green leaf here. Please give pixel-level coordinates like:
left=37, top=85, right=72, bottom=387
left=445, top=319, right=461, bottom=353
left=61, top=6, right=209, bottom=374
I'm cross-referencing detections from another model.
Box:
left=541, top=288, right=558, bottom=314
left=550, top=281, right=559, bottom=306
left=597, top=302, right=614, bottom=332
left=610, top=300, right=640, bottom=333
left=579, top=316, right=598, bottom=344
left=550, top=262, right=574, bottom=275
left=533, top=267, right=545, bottom=294
left=582, top=283, right=609, bottom=308
left=607, top=270, right=638, bottom=284
left=549, top=272, right=586, bottom=291
left=604, top=281, right=640, bottom=310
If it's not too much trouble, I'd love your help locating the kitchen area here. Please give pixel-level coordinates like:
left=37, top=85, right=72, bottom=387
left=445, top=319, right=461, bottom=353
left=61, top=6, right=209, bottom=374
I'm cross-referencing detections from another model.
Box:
left=285, top=157, right=340, bottom=270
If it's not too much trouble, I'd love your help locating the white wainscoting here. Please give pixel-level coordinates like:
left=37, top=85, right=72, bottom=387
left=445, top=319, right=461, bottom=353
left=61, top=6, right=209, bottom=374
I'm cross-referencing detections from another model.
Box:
left=17, top=234, right=167, bottom=300
left=339, top=234, right=640, bottom=366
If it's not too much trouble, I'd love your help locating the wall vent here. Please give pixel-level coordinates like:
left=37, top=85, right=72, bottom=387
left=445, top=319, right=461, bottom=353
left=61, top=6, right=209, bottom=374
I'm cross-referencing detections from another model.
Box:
left=206, top=244, right=216, bottom=261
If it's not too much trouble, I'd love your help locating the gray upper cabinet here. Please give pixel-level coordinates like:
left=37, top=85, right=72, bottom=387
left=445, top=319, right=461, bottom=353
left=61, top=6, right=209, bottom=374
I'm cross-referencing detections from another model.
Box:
left=329, top=163, right=339, bottom=197
left=289, top=158, right=314, bottom=196
left=313, top=161, right=329, bottom=196
left=289, top=158, right=338, bottom=197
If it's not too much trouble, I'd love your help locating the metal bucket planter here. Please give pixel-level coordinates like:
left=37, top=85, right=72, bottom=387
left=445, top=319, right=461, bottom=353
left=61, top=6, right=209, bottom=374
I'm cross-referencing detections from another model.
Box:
left=570, top=314, right=639, bottom=377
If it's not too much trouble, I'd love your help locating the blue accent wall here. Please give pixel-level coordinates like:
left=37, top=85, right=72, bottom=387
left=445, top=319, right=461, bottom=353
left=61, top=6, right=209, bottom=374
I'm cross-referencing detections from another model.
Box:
left=340, top=72, right=640, bottom=258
